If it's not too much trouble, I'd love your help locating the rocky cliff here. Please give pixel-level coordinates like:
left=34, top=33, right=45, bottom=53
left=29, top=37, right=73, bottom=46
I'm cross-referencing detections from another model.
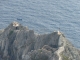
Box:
left=0, top=21, right=80, bottom=60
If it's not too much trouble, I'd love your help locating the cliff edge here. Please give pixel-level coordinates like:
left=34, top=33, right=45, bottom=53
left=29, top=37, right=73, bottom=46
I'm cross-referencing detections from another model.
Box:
left=0, top=22, right=80, bottom=60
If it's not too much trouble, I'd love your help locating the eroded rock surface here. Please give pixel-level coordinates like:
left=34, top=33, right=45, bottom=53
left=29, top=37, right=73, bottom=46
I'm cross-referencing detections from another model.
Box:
left=0, top=22, right=80, bottom=60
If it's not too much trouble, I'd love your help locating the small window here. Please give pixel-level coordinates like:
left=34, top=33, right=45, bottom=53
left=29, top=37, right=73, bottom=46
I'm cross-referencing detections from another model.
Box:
left=16, top=27, right=18, bottom=30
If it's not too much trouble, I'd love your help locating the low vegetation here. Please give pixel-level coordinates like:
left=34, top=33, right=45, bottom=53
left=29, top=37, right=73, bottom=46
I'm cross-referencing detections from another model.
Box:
left=9, top=30, right=13, bottom=36
left=61, top=53, right=70, bottom=60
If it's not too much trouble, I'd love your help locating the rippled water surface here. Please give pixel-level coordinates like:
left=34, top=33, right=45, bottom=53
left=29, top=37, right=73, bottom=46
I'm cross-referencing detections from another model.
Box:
left=0, top=0, right=80, bottom=48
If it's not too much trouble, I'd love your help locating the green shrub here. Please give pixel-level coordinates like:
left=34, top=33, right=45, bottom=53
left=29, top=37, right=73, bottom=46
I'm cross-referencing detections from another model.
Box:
left=9, top=30, right=13, bottom=36
left=61, top=54, right=70, bottom=60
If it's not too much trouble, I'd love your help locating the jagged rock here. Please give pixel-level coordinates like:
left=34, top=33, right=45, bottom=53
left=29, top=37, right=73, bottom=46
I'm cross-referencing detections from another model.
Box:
left=0, top=22, right=80, bottom=60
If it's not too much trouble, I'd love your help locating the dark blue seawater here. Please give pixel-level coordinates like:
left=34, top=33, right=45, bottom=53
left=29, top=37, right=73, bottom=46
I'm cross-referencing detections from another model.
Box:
left=0, top=0, right=80, bottom=48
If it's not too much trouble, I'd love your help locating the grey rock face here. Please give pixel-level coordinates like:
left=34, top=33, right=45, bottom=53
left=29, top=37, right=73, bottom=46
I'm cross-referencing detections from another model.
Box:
left=58, top=34, right=80, bottom=60
left=0, top=22, right=80, bottom=60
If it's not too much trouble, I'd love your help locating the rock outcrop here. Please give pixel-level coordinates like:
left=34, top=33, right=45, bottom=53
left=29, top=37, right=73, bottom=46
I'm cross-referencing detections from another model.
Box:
left=0, top=21, right=80, bottom=60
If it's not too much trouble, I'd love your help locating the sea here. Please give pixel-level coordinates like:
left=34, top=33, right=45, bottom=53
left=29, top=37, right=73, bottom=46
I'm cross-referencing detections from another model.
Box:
left=0, top=0, right=80, bottom=48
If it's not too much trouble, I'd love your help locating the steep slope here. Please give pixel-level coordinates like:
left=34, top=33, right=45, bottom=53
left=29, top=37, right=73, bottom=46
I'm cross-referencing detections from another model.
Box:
left=57, top=33, right=80, bottom=60
left=60, top=35, right=80, bottom=60
left=0, top=21, right=80, bottom=60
